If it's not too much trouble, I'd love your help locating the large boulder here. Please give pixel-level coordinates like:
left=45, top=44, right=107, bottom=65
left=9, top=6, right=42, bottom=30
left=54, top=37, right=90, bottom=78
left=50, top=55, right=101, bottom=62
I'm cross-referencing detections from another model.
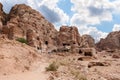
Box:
left=96, top=31, right=120, bottom=50
left=88, top=62, right=110, bottom=68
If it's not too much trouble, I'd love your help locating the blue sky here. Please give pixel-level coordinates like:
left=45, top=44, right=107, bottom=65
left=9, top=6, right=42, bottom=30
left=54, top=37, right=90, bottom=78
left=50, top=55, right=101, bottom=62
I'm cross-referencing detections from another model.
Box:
left=58, top=0, right=73, bottom=17
left=0, top=0, right=120, bottom=42
left=57, top=0, right=120, bottom=33
left=97, top=14, right=120, bottom=32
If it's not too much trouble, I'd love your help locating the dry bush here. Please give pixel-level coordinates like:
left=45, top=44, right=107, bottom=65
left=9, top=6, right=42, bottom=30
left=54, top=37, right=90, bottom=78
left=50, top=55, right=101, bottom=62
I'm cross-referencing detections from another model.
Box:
left=46, top=61, right=59, bottom=71
left=70, top=68, right=87, bottom=80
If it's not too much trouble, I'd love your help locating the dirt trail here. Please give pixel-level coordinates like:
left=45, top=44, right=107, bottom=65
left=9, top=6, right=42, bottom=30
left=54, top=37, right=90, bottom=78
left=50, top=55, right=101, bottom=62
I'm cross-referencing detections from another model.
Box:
left=0, top=61, right=49, bottom=80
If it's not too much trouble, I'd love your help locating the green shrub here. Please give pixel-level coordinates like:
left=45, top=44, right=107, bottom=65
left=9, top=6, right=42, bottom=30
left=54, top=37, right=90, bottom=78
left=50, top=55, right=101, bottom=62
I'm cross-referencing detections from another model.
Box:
left=16, top=38, right=28, bottom=44
left=46, top=61, right=59, bottom=71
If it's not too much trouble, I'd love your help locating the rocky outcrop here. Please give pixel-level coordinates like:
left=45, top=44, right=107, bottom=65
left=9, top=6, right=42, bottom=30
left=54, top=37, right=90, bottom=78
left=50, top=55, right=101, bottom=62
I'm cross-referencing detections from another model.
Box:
left=57, top=26, right=81, bottom=46
left=56, top=26, right=82, bottom=53
left=0, top=3, right=7, bottom=31
left=88, top=62, right=110, bottom=68
left=55, top=26, right=96, bottom=53
left=1, top=4, right=58, bottom=51
left=80, top=34, right=95, bottom=48
left=0, top=3, right=96, bottom=53
left=112, top=54, right=120, bottom=59
left=96, top=31, right=120, bottom=50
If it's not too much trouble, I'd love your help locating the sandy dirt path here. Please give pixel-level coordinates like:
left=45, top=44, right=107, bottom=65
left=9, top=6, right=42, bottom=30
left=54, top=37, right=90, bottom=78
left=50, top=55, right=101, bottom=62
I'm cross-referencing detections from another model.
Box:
left=0, top=61, right=49, bottom=80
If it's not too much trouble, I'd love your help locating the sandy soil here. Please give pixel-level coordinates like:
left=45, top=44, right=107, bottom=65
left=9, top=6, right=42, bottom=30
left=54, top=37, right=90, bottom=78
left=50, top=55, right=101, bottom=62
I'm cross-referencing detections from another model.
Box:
left=0, top=39, right=49, bottom=80
left=45, top=53, right=120, bottom=80
left=0, top=59, right=49, bottom=80
left=0, top=52, right=120, bottom=80
left=0, top=39, right=120, bottom=80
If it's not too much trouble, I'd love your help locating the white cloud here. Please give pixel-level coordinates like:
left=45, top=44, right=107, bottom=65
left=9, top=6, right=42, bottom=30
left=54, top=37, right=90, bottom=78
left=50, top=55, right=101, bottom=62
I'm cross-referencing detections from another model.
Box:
left=70, top=0, right=120, bottom=42
left=36, top=0, right=69, bottom=24
left=112, top=24, right=120, bottom=31
left=74, top=25, right=108, bottom=42
left=87, top=27, right=108, bottom=42
left=70, top=0, right=115, bottom=26
left=70, top=13, right=101, bottom=25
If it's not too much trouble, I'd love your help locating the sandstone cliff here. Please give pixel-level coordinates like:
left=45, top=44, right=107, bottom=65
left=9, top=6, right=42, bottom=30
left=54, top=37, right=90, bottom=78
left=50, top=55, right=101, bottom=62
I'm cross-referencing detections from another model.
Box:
left=96, top=31, right=120, bottom=50
left=0, top=3, right=95, bottom=53
left=1, top=4, right=58, bottom=51
left=0, top=3, right=7, bottom=31
left=57, top=26, right=81, bottom=46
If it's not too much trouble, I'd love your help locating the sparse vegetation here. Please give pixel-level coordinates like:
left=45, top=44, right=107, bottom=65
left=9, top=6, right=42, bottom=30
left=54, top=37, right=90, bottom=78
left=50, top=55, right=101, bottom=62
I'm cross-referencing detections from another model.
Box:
left=46, top=61, right=59, bottom=71
left=16, top=38, right=28, bottom=44
left=70, top=68, right=87, bottom=80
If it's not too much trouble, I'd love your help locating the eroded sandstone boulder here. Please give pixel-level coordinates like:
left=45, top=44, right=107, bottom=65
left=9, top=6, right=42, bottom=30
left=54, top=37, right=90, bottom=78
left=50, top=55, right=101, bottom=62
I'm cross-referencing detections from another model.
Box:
left=88, top=62, right=111, bottom=68
left=78, top=56, right=96, bottom=61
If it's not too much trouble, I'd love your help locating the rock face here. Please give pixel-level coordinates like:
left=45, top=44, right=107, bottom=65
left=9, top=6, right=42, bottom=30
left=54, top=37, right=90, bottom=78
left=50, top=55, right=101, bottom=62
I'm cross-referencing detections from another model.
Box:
left=80, top=34, right=95, bottom=48
left=0, top=3, right=7, bottom=31
left=1, top=4, right=58, bottom=50
left=0, top=3, right=96, bottom=53
left=96, top=31, right=120, bottom=50
left=56, top=26, right=82, bottom=53
left=57, top=26, right=81, bottom=46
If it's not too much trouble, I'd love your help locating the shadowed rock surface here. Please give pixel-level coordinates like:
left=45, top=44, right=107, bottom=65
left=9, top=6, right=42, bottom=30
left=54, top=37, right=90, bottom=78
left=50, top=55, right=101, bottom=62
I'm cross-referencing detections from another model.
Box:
left=0, top=3, right=7, bottom=31
left=96, top=31, right=120, bottom=51
left=80, top=34, right=95, bottom=48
